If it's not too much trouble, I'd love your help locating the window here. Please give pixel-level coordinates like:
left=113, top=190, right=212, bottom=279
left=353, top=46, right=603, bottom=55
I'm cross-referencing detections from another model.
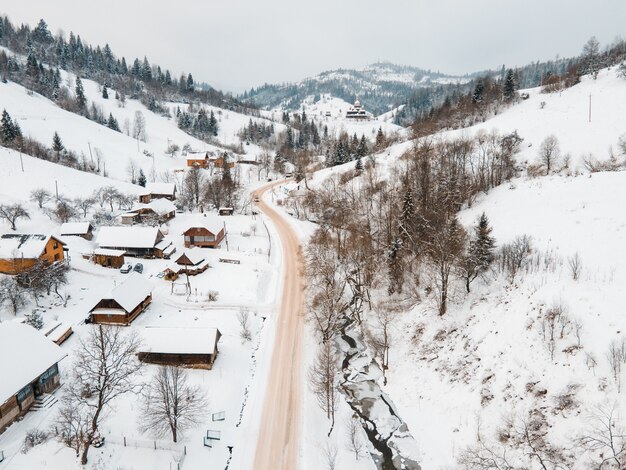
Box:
left=184, top=236, right=191, bottom=242
left=53, top=242, right=58, bottom=249
left=17, top=385, right=33, bottom=403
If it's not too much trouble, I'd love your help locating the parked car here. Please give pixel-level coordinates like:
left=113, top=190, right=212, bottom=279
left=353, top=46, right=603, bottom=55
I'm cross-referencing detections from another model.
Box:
left=133, top=263, right=144, bottom=273
left=120, top=263, right=133, bottom=274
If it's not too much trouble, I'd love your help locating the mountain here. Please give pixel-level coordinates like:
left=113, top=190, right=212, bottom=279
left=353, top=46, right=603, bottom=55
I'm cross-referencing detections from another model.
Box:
left=240, top=62, right=480, bottom=117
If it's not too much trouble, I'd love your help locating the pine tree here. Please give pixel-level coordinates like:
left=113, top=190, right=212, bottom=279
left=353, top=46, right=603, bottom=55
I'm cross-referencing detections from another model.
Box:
left=461, top=212, right=496, bottom=293
left=503, top=69, right=516, bottom=101
left=333, top=140, right=346, bottom=166
left=107, top=113, right=120, bottom=132
left=75, top=76, right=87, bottom=109
left=137, top=169, right=147, bottom=187
left=1, top=109, right=18, bottom=143
left=141, top=57, right=152, bottom=82
left=357, top=134, right=368, bottom=158
left=375, top=127, right=385, bottom=150
left=186, top=73, right=194, bottom=92
left=102, top=84, right=109, bottom=99
left=25, top=310, right=44, bottom=330
left=208, top=110, right=218, bottom=136
left=355, top=157, right=363, bottom=174
left=472, top=79, right=485, bottom=103
left=52, top=132, right=65, bottom=152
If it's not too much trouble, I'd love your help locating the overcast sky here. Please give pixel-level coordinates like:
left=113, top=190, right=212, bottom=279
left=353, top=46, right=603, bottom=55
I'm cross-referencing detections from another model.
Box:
left=2, top=1, right=625, bottom=93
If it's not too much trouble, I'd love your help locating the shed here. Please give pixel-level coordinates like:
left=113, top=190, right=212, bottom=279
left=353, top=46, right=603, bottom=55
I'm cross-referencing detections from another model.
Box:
left=43, top=321, right=74, bottom=345
left=90, top=248, right=126, bottom=268
left=89, top=273, right=153, bottom=325
left=137, top=327, right=222, bottom=369
left=0, top=322, right=66, bottom=432
left=60, top=222, right=94, bottom=240
left=218, top=207, right=234, bottom=216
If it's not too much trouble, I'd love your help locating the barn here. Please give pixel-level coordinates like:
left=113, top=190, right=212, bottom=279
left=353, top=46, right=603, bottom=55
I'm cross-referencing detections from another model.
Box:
left=137, top=327, right=222, bottom=369
left=0, top=322, right=67, bottom=433
left=183, top=218, right=225, bottom=249
left=0, top=234, right=67, bottom=275
left=60, top=222, right=94, bottom=240
left=88, top=273, right=153, bottom=325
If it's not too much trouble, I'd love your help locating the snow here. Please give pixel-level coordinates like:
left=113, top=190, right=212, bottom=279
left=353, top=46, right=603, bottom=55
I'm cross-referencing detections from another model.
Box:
left=176, top=249, right=206, bottom=266
left=182, top=216, right=224, bottom=235
left=0, top=322, right=67, bottom=406
left=145, top=198, right=177, bottom=215
left=96, top=226, right=162, bottom=249
left=0, top=234, right=59, bottom=259
left=139, top=326, right=220, bottom=355
left=92, top=248, right=126, bottom=257
left=100, top=272, right=154, bottom=313
left=59, top=222, right=91, bottom=235
left=142, top=182, right=176, bottom=197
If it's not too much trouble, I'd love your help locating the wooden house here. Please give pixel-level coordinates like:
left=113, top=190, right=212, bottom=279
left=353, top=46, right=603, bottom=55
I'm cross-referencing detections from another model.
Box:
left=121, top=199, right=177, bottom=225
left=0, top=322, right=67, bottom=433
left=96, top=227, right=175, bottom=259
left=138, top=183, right=177, bottom=204
left=183, top=219, right=225, bottom=249
left=187, top=153, right=210, bottom=169
left=164, top=249, right=209, bottom=280
left=88, top=273, right=153, bottom=325
left=218, top=207, right=234, bottom=216
left=137, top=327, right=222, bottom=370
left=89, top=248, right=126, bottom=268
left=60, top=222, right=94, bottom=240
left=0, top=234, right=66, bottom=275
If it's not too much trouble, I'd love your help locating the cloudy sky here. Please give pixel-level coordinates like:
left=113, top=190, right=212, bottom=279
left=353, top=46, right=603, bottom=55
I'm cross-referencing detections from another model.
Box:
left=2, top=1, right=625, bottom=93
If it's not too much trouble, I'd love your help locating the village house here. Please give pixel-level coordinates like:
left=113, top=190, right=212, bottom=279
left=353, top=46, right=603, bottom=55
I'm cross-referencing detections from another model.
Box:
left=183, top=218, right=225, bottom=249
left=186, top=152, right=236, bottom=171
left=0, top=234, right=67, bottom=275
left=164, top=249, right=209, bottom=280
left=88, top=273, right=153, bottom=325
left=96, top=227, right=175, bottom=259
left=137, top=327, right=222, bottom=370
left=120, top=199, right=177, bottom=225
left=60, top=222, right=94, bottom=240
left=0, top=322, right=67, bottom=433
left=138, top=182, right=177, bottom=204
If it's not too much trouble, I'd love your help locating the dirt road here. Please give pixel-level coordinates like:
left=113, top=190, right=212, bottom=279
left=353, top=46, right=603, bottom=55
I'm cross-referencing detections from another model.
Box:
left=252, top=182, right=305, bottom=470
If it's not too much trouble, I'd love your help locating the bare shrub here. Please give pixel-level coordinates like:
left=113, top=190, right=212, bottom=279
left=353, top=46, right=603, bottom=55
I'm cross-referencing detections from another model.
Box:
left=238, top=307, right=252, bottom=342
left=207, top=290, right=219, bottom=302
left=498, top=235, right=532, bottom=282
left=568, top=252, right=583, bottom=281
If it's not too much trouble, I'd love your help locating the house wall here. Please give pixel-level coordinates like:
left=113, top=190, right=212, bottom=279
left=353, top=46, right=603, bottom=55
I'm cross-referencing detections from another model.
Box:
left=94, top=254, right=125, bottom=268
left=137, top=352, right=216, bottom=370
left=41, top=238, right=65, bottom=264
left=0, top=238, right=65, bottom=274
left=90, top=295, right=152, bottom=326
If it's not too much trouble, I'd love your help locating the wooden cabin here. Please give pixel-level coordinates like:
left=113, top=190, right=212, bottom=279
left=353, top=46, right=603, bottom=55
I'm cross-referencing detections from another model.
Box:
left=218, top=207, right=234, bottom=216
left=96, top=227, right=175, bottom=259
left=88, top=248, right=126, bottom=268
left=121, top=199, right=177, bottom=226
left=0, top=322, right=67, bottom=434
left=0, top=234, right=66, bottom=275
left=138, top=327, right=222, bottom=370
left=138, top=183, right=177, bottom=204
left=60, top=222, right=94, bottom=240
left=183, top=219, right=225, bottom=249
left=164, top=249, right=209, bottom=280
left=88, top=273, right=153, bottom=325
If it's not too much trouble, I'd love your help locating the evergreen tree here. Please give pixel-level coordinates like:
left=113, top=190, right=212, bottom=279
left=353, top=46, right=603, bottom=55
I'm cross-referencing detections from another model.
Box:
left=75, top=76, right=87, bottom=109
left=186, top=73, right=194, bottom=92
left=208, top=110, right=218, bottom=136
left=355, top=157, right=363, bottom=174
left=357, top=134, right=368, bottom=158
left=375, top=127, right=385, bottom=150
left=1, top=109, right=19, bottom=143
left=131, top=58, right=141, bottom=77
left=503, top=69, right=516, bottom=100
left=333, top=140, right=346, bottom=166
left=102, top=84, right=109, bottom=99
left=25, top=310, right=44, bottom=330
left=141, top=57, right=152, bottom=81
left=52, top=132, right=65, bottom=152
left=107, top=113, right=120, bottom=131
left=472, top=79, right=485, bottom=103
left=137, top=169, right=147, bottom=187
left=460, top=212, right=496, bottom=293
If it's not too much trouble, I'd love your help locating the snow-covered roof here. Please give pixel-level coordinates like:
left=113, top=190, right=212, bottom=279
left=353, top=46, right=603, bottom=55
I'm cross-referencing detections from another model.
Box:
left=60, top=222, right=92, bottom=235
left=143, top=182, right=176, bottom=196
left=147, top=198, right=177, bottom=215
left=107, top=273, right=153, bottom=313
left=93, top=248, right=126, bottom=257
left=0, top=322, right=67, bottom=405
left=96, top=227, right=162, bottom=249
left=0, top=234, right=63, bottom=259
left=139, top=327, right=221, bottom=355
left=184, top=217, right=223, bottom=235
left=176, top=249, right=206, bottom=266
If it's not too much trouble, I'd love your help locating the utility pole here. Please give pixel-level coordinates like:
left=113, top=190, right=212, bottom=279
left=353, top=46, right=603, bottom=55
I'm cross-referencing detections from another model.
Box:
left=19, top=144, right=24, bottom=172
left=55, top=180, right=59, bottom=200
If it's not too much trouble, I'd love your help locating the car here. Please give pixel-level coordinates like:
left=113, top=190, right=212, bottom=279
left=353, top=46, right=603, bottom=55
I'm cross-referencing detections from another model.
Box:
left=120, top=263, right=133, bottom=274
left=133, top=263, right=144, bottom=273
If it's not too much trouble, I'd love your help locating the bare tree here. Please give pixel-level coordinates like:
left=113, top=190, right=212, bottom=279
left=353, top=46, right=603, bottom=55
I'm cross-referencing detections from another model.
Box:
left=56, top=325, right=143, bottom=465
left=165, top=143, right=180, bottom=158
left=0, top=203, right=30, bottom=230
left=582, top=36, right=601, bottom=78
left=323, top=441, right=338, bottom=470
left=309, top=340, right=340, bottom=435
left=132, top=111, right=147, bottom=145
left=30, top=188, right=52, bottom=209
left=74, top=197, right=96, bottom=218
left=237, top=307, right=252, bottom=342
left=126, top=158, right=138, bottom=184
left=538, top=135, right=561, bottom=175
left=578, top=404, right=626, bottom=468
left=607, top=339, right=625, bottom=392
left=0, top=277, right=27, bottom=314
left=184, top=166, right=206, bottom=209
left=345, top=415, right=366, bottom=461
left=47, top=198, right=77, bottom=223
left=139, top=366, right=208, bottom=443
left=568, top=252, right=582, bottom=281
left=366, top=304, right=398, bottom=385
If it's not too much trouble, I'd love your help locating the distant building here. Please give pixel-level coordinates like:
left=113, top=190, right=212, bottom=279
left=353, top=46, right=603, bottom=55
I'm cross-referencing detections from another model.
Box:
left=60, top=222, right=94, bottom=240
left=183, top=219, right=225, bottom=249
left=88, top=273, right=153, bottom=325
left=120, top=199, right=177, bottom=225
left=345, top=99, right=369, bottom=120
left=139, top=183, right=177, bottom=203
left=0, top=322, right=67, bottom=433
left=138, top=327, right=222, bottom=370
left=0, top=234, right=66, bottom=275
left=96, top=227, right=175, bottom=259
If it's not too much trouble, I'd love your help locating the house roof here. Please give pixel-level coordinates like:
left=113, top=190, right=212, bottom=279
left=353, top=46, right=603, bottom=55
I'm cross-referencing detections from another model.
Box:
left=96, top=272, right=153, bottom=313
left=176, top=249, right=206, bottom=266
left=0, top=322, right=67, bottom=405
left=139, top=327, right=221, bottom=355
left=0, top=234, right=64, bottom=259
left=60, top=222, right=92, bottom=235
left=183, top=217, right=223, bottom=236
left=96, top=227, right=162, bottom=249
left=142, top=182, right=176, bottom=196
left=93, top=248, right=126, bottom=257
left=146, top=198, right=177, bottom=215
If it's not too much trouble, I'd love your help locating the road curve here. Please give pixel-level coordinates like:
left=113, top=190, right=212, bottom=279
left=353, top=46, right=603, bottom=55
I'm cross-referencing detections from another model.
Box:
left=252, top=181, right=305, bottom=470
